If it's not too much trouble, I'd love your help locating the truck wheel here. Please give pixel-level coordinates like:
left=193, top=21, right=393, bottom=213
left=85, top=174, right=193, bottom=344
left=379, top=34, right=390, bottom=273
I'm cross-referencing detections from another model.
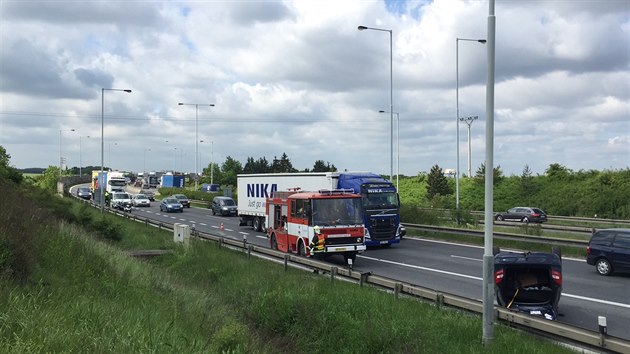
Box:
left=253, top=217, right=262, bottom=232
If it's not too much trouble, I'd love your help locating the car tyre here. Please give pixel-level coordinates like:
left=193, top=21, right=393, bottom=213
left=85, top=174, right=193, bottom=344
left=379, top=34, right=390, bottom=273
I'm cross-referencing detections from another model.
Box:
left=522, top=217, right=530, bottom=223
left=253, top=217, right=262, bottom=232
left=552, top=246, right=562, bottom=260
left=496, top=215, right=503, bottom=221
left=595, top=258, right=613, bottom=276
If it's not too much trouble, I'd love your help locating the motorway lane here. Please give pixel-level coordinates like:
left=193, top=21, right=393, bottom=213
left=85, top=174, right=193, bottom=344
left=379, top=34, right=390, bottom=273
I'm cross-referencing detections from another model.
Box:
left=75, top=187, right=629, bottom=341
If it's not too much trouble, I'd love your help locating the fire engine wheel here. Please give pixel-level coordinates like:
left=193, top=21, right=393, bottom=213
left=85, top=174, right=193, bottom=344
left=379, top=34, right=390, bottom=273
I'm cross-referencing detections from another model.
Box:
left=271, top=234, right=278, bottom=250
left=298, top=241, right=306, bottom=257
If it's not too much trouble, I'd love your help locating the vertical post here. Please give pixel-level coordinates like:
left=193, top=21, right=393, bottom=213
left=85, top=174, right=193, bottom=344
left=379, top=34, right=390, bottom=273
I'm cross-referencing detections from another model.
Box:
left=79, top=136, right=82, bottom=177
left=59, top=129, right=62, bottom=177
left=389, top=29, right=394, bottom=183
left=482, top=0, right=496, bottom=345
left=211, top=141, right=214, bottom=185
left=195, top=104, right=198, bottom=191
left=455, top=39, right=460, bottom=211
left=101, top=88, right=105, bottom=213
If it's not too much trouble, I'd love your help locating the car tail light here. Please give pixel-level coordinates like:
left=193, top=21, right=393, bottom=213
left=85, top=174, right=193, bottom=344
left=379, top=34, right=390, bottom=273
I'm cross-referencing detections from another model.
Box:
left=531, top=213, right=540, bottom=217
left=494, top=269, right=504, bottom=284
left=587, top=245, right=591, bottom=254
left=551, top=269, right=562, bottom=286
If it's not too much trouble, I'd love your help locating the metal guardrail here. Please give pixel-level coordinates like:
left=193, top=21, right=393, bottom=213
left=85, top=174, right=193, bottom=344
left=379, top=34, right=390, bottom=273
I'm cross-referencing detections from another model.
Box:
left=70, top=194, right=629, bottom=353
left=402, top=223, right=589, bottom=248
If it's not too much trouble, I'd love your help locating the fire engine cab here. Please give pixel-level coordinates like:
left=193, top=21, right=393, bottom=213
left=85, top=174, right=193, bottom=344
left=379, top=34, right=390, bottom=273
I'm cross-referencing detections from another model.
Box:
left=265, top=189, right=366, bottom=263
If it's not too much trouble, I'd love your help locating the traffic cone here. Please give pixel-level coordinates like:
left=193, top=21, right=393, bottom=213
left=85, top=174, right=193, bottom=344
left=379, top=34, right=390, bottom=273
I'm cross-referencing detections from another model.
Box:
left=220, top=223, right=224, bottom=231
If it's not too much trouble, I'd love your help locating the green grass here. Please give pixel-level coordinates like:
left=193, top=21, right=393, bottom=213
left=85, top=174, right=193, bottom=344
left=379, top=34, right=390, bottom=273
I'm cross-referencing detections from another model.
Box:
left=0, top=188, right=577, bottom=353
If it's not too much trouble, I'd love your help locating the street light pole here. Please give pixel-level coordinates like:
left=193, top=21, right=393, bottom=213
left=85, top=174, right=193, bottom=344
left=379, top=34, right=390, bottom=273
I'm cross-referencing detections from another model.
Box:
left=359, top=25, right=394, bottom=182
left=59, top=128, right=75, bottom=177
left=460, top=116, right=479, bottom=178
left=101, top=88, right=131, bottom=213
left=456, top=37, right=486, bottom=212
left=379, top=110, right=400, bottom=189
left=178, top=102, right=215, bottom=190
left=211, top=141, right=214, bottom=185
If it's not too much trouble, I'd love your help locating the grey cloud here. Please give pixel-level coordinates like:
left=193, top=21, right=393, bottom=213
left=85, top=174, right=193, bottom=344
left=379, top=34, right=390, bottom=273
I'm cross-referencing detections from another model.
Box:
left=3, top=0, right=164, bottom=27
left=74, top=68, right=114, bottom=89
left=227, top=1, right=293, bottom=25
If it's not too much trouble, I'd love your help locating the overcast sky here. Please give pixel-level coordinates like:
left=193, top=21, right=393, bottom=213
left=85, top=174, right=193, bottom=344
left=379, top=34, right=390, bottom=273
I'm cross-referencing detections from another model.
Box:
left=1, top=0, right=628, bottom=178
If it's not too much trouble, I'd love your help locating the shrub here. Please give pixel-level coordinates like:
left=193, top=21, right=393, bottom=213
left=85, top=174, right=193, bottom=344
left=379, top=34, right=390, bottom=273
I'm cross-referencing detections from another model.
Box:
left=91, top=217, right=123, bottom=241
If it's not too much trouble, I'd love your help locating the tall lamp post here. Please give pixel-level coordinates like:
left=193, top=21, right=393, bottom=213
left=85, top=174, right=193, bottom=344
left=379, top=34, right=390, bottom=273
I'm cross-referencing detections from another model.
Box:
left=80, top=135, right=90, bottom=177
left=101, top=88, right=131, bottom=213
left=379, top=110, right=399, bottom=189
left=59, top=128, right=75, bottom=177
left=456, top=37, right=486, bottom=212
left=178, top=102, right=215, bottom=190
left=359, top=25, right=394, bottom=182
left=108, top=142, right=118, bottom=169
left=460, top=116, right=478, bottom=178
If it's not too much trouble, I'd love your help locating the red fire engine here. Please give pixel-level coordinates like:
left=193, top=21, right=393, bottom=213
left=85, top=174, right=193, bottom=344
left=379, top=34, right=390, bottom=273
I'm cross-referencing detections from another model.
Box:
left=265, top=189, right=366, bottom=263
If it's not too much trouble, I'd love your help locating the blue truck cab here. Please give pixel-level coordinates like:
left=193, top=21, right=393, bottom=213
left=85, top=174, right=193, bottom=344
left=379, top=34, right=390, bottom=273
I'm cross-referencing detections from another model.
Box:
left=336, top=173, right=405, bottom=247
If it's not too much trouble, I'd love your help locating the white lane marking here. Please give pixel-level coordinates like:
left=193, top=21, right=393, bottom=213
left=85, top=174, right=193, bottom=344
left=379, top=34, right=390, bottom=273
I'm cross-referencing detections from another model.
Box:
left=225, top=228, right=233, bottom=232
left=211, top=226, right=218, bottom=229
left=561, top=293, right=630, bottom=309
left=450, top=255, right=482, bottom=262
left=360, top=255, right=482, bottom=281
left=200, top=223, right=207, bottom=226
left=146, top=211, right=154, bottom=214
left=256, top=235, right=268, bottom=240
left=405, top=237, right=585, bottom=262
left=179, top=219, right=186, bottom=221
left=360, top=255, right=630, bottom=309
left=238, top=232, right=249, bottom=236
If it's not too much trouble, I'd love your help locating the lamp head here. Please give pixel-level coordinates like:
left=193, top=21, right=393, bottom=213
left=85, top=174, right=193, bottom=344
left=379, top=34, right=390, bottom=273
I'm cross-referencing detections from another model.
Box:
left=124, top=89, right=132, bottom=93
left=357, top=26, right=368, bottom=31
left=478, top=39, right=487, bottom=43
left=178, top=102, right=184, bottom=105
left=379, top=110, right=386, bottom=113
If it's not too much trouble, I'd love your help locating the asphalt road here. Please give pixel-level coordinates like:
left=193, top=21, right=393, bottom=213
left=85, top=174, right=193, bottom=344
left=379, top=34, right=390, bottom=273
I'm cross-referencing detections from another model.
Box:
left=72, top=186, right=630, bottom=341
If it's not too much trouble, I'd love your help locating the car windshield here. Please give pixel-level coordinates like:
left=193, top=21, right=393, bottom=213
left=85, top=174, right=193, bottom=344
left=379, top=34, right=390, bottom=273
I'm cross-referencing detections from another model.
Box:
left=220, top=199, right=235, bottom=206
left=165, top=198, right=178, bottom=204
left=175, top=195, right=187, bottom=200
left=115, top=193, right=130, bottom=199
left=109, top=180, right=126, bottom=187
left=78, top=188, right=89, bottom=192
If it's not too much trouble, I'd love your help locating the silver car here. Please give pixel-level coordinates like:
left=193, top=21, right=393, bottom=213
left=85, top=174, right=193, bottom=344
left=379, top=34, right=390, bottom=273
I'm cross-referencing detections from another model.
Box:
left=132, top=194, right=151, bottom=207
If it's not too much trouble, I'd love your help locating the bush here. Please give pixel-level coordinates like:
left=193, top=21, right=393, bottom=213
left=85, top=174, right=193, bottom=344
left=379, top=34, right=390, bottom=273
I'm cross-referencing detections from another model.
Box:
left=91, top=217, right=123, bottom=242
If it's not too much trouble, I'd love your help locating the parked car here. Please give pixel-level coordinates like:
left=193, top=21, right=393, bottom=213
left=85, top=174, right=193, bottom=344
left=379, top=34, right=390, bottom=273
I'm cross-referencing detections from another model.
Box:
left=160, top=197, right=183, bottom=213
left=586, top=229, right=630, bottom=276
left=211, top=196, right=237, bottom=216
left=172, top=194, right=190, bottom=208
left=140, top=188, right=155, bottom=201
left=132, top=194, right=151, bottom=207
left=493, top=247, right=562, bottom=320
left=110, top=192, right=133, bottom=211
left=495, top=207, right=547, bottom=223
left=77, top=187, right=92, bottom=200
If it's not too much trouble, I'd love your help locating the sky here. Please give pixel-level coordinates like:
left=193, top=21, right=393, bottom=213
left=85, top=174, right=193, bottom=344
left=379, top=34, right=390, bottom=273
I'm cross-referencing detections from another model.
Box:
left=0, top=0, right=628, bottom=178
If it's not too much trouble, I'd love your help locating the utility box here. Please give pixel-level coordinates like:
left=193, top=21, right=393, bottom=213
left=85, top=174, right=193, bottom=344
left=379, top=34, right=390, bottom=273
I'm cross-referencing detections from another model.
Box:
left=173, top=223, right=190, bottom=246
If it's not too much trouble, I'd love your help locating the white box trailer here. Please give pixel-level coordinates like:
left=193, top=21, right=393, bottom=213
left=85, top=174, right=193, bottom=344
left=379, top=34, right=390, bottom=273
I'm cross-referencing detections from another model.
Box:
left=237, top=173, right=336, bottom=232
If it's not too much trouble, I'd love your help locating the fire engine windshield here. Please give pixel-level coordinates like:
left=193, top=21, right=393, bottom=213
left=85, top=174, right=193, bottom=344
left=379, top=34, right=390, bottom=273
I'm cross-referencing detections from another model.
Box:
left=362, top=191, right=399, bottom=210
left=311, top=198, right=362, bottom=226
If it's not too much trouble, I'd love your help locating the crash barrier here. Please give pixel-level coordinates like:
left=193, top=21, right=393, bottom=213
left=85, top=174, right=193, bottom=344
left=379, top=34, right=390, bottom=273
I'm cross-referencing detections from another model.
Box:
left=68, top=193, right=630, bottom=353
left=404, top=223, right=589, bottom=248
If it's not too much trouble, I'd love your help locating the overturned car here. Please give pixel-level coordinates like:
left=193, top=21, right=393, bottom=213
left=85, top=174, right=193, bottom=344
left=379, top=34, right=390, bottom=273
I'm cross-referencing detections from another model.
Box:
left=493, top=247, right=562, bottom=320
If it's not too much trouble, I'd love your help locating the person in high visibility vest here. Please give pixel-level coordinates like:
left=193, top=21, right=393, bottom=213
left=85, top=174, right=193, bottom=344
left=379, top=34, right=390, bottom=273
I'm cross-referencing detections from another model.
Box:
left=309, top=226, right=325, bottom=253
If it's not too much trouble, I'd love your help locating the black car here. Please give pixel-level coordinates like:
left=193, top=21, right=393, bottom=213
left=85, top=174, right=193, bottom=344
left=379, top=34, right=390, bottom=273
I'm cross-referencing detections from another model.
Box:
left=586, top=229, right=630, bottom=276
left=494, top=247, right=562, bottom=320
left=172, top=194, right=190, bottom=208
left=211, top=196, right=237, bottom=216
left=77, top=187, right=92, bottom=200
left=495, top=207, right=547, bottom=223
